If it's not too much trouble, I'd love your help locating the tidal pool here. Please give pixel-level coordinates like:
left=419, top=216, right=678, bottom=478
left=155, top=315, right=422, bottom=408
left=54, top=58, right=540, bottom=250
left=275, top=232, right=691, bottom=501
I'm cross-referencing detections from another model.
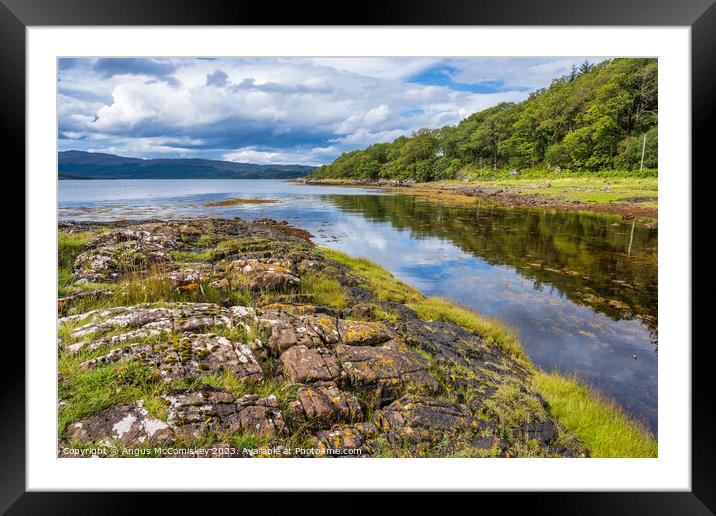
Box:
left=59, top=179, right=658, bottom=433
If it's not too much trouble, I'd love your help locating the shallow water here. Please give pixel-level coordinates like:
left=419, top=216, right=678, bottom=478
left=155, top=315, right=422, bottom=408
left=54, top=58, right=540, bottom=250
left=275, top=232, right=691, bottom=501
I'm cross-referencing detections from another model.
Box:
left=59, top=179, right=658, bottom=433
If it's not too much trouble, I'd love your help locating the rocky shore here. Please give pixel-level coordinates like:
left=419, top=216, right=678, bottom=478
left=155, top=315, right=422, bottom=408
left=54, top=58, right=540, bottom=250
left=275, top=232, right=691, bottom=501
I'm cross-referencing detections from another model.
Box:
left=296, top=177, right=657, bottom=220
left=58, top=217, right=590, bottom=458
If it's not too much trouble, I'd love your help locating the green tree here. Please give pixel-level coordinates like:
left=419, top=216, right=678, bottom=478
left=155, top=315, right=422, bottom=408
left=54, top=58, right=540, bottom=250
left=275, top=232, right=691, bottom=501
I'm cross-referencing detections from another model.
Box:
left=312, top=58, right=658, bottom=180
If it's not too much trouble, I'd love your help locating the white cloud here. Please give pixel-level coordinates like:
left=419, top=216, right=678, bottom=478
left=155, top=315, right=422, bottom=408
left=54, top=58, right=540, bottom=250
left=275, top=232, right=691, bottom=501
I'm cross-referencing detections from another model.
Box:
left=451, top=57, right=609, bottom=90
left=58, top=57, right=607, bottom=163
left=305, top=58, right=440, bottom=81
left=223, top=145, right=339, bottom=166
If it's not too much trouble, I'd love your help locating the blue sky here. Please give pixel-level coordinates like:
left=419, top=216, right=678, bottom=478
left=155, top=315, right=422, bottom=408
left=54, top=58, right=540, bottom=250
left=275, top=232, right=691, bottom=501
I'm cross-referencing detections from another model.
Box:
left=58, top=57, right=605, bottom=165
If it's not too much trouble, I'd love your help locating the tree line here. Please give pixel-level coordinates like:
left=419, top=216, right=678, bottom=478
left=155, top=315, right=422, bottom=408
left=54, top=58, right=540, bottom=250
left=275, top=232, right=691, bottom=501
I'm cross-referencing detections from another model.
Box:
left=311, top=58, right=657, bottom=181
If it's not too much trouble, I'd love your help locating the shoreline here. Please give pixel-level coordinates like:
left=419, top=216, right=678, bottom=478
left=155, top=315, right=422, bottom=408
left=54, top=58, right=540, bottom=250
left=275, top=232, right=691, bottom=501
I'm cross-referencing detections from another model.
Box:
left=295, top=178, right=658, bottom=221
left=57, top=217, right=656, bottom=458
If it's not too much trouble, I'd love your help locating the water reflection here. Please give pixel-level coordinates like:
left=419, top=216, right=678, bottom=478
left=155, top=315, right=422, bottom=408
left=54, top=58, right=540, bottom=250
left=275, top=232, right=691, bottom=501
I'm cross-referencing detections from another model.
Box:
left=325, top=194, right=658, bottom=336
left=58, top=179, right=658, bottom=433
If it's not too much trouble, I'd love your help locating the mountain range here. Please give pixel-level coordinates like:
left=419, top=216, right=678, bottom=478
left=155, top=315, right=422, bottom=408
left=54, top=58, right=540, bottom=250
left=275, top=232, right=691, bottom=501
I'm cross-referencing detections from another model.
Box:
left=58, top=151, right=314, bottom=179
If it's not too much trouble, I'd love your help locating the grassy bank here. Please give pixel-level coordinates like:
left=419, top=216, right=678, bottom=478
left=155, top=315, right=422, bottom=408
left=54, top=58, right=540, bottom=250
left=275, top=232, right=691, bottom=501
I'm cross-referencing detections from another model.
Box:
left=319, top=247, right=657, bottom=458
left=58, top=223, right=656, bottom=458
left=58, top=231, right=92, bottom=296
left=319, top=248, right=522, bottom=359
left=533, top=372, right=657, bottom=457
left=301, top=173, right=658, bottom=218
left=427, top=174, right=658, bottom=207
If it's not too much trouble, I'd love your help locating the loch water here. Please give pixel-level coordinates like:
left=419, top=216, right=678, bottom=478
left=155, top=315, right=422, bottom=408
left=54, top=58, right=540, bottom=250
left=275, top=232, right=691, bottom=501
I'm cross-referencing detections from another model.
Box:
left=59, top=179, right=658, bottom=433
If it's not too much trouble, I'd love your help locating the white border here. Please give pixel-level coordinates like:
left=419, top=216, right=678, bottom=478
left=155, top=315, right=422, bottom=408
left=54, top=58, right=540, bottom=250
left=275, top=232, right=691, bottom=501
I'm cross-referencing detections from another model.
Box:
left=27, top=27, right=691, bottom=491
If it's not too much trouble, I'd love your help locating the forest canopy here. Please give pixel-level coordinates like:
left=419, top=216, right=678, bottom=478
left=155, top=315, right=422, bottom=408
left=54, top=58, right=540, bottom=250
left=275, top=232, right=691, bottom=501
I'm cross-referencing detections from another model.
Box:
left=311, top=58, right=657, bottom=181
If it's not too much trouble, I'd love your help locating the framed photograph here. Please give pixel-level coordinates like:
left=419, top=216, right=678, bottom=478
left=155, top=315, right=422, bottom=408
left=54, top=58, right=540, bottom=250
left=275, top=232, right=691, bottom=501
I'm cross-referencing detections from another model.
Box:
left=8, top=0, right=711, bottom=509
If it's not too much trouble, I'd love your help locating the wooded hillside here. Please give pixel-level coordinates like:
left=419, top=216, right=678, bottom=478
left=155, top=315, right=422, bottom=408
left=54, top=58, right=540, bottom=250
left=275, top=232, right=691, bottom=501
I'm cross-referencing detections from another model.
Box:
left=311, top=58, right=657, bottom=181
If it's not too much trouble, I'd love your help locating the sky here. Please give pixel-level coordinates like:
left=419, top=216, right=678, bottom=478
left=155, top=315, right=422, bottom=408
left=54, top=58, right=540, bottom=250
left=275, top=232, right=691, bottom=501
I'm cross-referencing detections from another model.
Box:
left=58, top=57, right=606, bottom=165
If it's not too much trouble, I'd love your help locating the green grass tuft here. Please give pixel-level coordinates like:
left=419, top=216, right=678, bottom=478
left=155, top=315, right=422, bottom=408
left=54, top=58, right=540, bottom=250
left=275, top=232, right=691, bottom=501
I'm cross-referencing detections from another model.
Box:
left=318, top=247, right=419, bottom=304
left=407, top=296, right=523, bottom=359
left=533, top=371, right=657, bottom=457
left=170, top=249, right=214, bottom=264
left=319, top=247, right=523, bottom=359
left=300, top=271, right=348, bottom=310
left=58, top=231, right=92, bottom=295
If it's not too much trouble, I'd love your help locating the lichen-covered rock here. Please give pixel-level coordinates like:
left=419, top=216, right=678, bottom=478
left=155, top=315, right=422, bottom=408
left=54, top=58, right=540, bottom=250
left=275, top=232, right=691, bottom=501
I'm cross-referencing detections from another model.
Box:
left=65, top=303, right=223, bottom=338
left=266, top=313, right=336, bottom=353
left=79, top=333, right=263, bottom=383
left=64, top=401, right=174, bottom=447
left=336, top=339, right=438, bottom=397
left=395, top=307, right=531, bottom=380
left=294, top=381, right=362, bottom=424
left=519, top=420, right=558, bottom=446
left=266, top=313, right=393, bottom=353
left=73, top=227, right=179, bottom=282
left=57, top=219, right=591, bottom=458
left=301, top=314, right=341, bottom=345
left=167, top=268, right=202, bottom=291
left=280, top=345, right=342, bottom=383
left=337, top=319, right=395, bottom=346
left=249, top=270, right=300, bottom=292
left=59, top=302, right=255, bottom=352
left=260, top=303, right=338, bottom=317
left=208, top=258, right=300, bottom=293
left=165, top=389, right=286, bottom=438
left=312, top=424, right=376, bottom=456
left=229, top=257, right=295, bottom=276
left=378, top=395, right=493, bottom=445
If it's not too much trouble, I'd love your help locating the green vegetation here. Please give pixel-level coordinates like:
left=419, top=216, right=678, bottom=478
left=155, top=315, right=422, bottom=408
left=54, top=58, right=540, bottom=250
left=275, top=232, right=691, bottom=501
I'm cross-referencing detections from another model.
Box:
left=533, top=371, right=657, bottom=457
left=408, top=297, right=522, bottom=359
left=170, top=249, right=215, bottom=264
left=319, top=246, right=656, bottom=457
left=471, top=176, right=658, bottom=205
left=311, top=58, right=657, bottom=181
left=319, top=247, right=523, bottom=359
left=58, top=224, right=656, bottom=458
left=300, top=271, right=349, bottom=310
left=404, top=176, right=657, bottom=210
left=318, top=248, right=418, bottom=304
left=58, top=350, right=168, bottom=435
left=58, top=231, right=92, bottom=296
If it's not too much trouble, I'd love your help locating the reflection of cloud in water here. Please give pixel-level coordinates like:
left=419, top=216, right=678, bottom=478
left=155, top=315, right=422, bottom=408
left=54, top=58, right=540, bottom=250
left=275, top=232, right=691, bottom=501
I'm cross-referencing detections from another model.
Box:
left=58, top=179, right=657, bottom=434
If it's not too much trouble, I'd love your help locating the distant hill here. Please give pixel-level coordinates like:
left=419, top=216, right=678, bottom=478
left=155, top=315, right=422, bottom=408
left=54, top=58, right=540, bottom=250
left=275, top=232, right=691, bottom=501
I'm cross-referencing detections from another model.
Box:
left=58, top=151, right=314, bottom=179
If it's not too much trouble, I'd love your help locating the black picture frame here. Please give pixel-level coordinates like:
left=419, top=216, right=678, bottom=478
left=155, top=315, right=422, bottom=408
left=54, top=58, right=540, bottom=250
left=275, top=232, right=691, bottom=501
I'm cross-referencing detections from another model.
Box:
left=5, top=0, right=711, bottom=510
